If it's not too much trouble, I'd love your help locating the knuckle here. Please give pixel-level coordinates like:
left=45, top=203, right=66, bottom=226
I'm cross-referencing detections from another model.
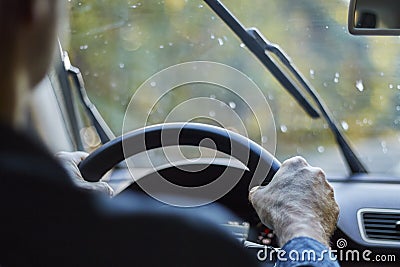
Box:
left=334, top=203, right=340, bottom=220
left=328, top=188, right=335, bottom=199
left=326, top=182, right=334, bottom=193
left=307, top=166, right=326, bottom=181
left=314, top=167, right=326, bottom=177
left=282, top=156, right=308, bottom=168
left=292, top=156, right=309, bottom=166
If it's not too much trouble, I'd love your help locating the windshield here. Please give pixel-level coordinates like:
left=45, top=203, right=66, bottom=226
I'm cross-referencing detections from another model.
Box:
left=68, top=0, right=400, bottom=177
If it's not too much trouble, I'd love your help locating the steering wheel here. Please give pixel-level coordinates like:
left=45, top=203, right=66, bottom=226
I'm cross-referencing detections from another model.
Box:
left=79, top=122, right=281, bottom=202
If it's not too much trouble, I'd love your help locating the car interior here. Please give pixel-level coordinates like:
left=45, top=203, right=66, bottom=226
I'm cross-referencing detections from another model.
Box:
left=28, top=0, right=400, bottom=266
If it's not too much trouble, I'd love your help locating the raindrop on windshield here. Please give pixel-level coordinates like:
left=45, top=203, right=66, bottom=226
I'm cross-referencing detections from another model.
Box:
left=119, top=63, right=125, bottom=69
left=317, top=146, right=325, bottom=153
left=261, top=136, right=268, bottom=144
left=229, top=102, right=236, bottom=109
left=381, top=141, right=388, bottom=154
left=355, top=80, right=364, bottom=92
left=209, top=111, right=216, bottom=117
left=389, top=84, right=394, bottom=89
left=159, top=45, right=164, bottom=49
left=150, top=81, right=157, bottom=87
left=280, top=125, right=288, bottom=133
left=240, top=43, right=246, bottom=48
left=218, top=38, right=224, bottom=46
left=309, top=69, right=315, bottom=79
left=363, top=118, right=372, bottom=125
left=333, top=73, right=339, bottom=83
left=80, top=45, right=89, bottom=50
left=341, top=121, right=349, bottom=131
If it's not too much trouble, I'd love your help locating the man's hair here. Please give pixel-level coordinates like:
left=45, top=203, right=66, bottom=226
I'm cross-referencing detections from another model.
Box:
left=0, top=1, right=33, bottom=46
left=0, top=1, right=26, bottom=61
left=0, top=1, right=28, bottom=25
left=0, top=0, right=58, bottom=73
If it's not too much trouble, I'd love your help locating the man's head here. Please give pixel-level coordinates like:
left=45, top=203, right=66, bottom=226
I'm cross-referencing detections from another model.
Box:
left=0, top=0, right=60, bottom=89
left=0, top=0, right=61, bottom=127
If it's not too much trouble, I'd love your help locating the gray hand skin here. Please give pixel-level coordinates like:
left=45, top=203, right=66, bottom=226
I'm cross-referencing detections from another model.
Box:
left=55, top=151, right=114, bottom=197
left=249, top=156, right=339, bottom=247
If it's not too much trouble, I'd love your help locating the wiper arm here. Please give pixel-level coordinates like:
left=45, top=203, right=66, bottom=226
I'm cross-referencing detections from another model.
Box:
left=204, top=0, right=319, bottom=119
left=204, top=0, right=368, bottom=174
left=61, top=49, right=115, bottom=144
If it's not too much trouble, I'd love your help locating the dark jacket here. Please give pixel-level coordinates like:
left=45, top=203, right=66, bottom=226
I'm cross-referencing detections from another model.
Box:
left=0, top=125, right=258, bottom=266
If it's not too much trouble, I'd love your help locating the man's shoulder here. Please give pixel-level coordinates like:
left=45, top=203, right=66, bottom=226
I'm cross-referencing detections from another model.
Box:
left=0, top=123, right=72, bottom=186
left=0, top=123, right=87, bottom=218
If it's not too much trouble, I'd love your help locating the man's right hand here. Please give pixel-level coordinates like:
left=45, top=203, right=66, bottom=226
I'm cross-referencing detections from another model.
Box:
left=249, top=156, right=339, bottom=247
left=55, top=151, right=114, bottom=197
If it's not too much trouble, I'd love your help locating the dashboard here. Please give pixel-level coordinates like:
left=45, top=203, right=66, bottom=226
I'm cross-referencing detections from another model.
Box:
left=108, top=162, right=400, bottom=266
left=331, top=176, right=400, bottom=248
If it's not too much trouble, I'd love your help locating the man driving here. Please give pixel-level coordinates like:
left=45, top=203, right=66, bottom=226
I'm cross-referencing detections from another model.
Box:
left=0, top=0, right=339, bottom=266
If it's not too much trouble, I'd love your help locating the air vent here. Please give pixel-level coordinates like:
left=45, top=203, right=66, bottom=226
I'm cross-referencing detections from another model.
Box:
left=358, top=208, right=400, bottom=245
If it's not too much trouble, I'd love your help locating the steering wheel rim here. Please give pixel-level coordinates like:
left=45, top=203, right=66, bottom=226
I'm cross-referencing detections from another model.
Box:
left=79, top=123, right=280, bottom=191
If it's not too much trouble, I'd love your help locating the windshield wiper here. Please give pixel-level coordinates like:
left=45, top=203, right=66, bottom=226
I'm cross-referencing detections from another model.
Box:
left=204, top=0, right=367, bottom=174
left=204, top=1, right=319, bottom=119
left=60, top=45, right=115, bottom=144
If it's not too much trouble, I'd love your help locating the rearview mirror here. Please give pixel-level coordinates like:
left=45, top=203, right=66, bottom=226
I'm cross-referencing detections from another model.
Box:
left=348, top=0, right=400, bottom=35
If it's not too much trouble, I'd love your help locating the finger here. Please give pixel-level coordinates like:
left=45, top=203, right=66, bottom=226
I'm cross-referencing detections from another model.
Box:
left=96, top=182, right=114, bottom=197
left=248, top=186, right=259, bottom=202
left=249, top=186, right=259, bottom=195
left=55, top=151, right=89, bottom=163
left=100, top=182, right=115, bottom=197
left=69, top=151, right=89, bottom=164
left=249, top=185, right=266, bottom=203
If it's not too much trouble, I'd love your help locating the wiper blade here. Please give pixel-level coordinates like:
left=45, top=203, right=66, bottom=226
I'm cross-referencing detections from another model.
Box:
left=204, top=0, right=368, bottom=174
left=204, top=0, right=319, bottom=119
left=61, top=49, right=115, bottom=144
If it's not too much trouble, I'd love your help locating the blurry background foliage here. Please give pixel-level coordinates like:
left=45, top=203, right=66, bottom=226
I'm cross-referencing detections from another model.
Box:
left=68, top=0, right=400, bottom=175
